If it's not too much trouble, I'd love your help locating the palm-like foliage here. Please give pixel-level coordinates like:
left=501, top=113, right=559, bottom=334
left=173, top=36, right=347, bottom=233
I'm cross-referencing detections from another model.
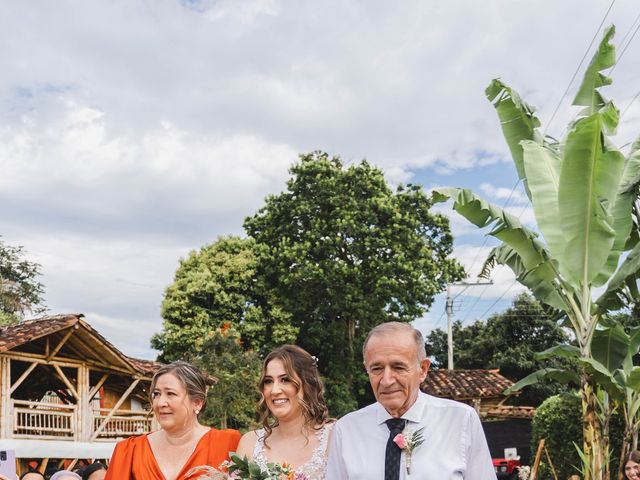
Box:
left=433, top=26, right=640, bottom=480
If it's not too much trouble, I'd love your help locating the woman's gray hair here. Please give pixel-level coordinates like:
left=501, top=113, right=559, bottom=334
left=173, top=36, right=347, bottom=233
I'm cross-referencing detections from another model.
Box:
left=150, top=361, right=208, bottom=410
left=362, top=322, right=426, bottom=361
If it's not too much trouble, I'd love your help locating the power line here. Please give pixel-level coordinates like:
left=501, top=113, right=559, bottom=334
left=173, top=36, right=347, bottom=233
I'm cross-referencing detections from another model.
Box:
left=544, top=0, right=617, bottom=136
left=621, top=89, right=640, bottom=119
left=478, top=280, right=518, bottom=320
left=609, top=9, right=640, bottom=75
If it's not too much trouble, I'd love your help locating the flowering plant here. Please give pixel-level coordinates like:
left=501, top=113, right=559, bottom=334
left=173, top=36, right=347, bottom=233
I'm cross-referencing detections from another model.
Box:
left=393, top=427, right=424, bottom=474
left=186, top=454, right=309, bottom=480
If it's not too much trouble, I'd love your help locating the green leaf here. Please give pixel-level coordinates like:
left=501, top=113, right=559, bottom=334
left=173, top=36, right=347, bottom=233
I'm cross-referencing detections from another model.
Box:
left=596, top=241, right=640, bottom=311
left=579, top=357, right=625, bottom=398
left=504, top=367, right=580, bottom=394
left=559, top=113, right=617, bottom=284
left=572, top=25, right=616, bottom=111
left=521, top=140, right=564, bottom=263
left=535, top=344, right=582, bottom=360
left=591, top=324, right=629, bottom=371
left=626, top=366, right=640, bottom=391
left=481, top=244, right=567, bottom=310
left=485, top=79, right=542, bottom=189
left=593, top=146, right=640, bottom=285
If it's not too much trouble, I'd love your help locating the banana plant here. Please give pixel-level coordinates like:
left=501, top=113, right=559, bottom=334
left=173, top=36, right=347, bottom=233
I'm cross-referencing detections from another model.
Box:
left=433, top=26, right=640, bottom=480
left=505, top=322, right=640, bottom=480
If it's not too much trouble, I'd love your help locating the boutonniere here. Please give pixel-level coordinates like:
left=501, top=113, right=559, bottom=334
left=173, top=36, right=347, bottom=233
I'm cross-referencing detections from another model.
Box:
left=393, top=427, right=425, bottom=474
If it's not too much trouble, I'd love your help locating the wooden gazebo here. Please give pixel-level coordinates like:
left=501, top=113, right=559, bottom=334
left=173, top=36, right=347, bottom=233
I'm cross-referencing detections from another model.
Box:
left=0, top=313, right=162, bottom=472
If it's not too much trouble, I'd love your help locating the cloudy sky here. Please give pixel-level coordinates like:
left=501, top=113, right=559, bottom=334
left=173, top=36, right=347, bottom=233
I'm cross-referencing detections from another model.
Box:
left=2, top=0, right=639, bottom=359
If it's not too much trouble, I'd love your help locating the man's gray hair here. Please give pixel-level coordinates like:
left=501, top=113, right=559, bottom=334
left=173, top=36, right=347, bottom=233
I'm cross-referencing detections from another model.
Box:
left=362, top=321, right=427, bottom=361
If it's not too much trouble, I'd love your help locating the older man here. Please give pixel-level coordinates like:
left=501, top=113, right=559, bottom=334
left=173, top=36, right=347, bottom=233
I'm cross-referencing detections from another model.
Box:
left=327, top=322, right=496, bottom=479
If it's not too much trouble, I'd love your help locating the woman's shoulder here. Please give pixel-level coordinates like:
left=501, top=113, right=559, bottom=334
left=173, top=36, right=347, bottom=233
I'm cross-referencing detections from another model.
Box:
left=235, top=429, right=262, bottom=457
left=203, top=427, right=242, bottom=445
left=114, top=432, right=151, bottom=450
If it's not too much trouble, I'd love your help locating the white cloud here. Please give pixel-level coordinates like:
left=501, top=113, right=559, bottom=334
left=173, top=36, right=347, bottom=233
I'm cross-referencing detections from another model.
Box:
left=2, top=0, right=639, bottom=357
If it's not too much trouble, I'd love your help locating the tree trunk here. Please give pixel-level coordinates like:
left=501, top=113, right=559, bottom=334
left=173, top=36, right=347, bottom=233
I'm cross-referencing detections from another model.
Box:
left=346, top=318, right=356, bottom=393
left=582, top=373, right=604, bottom=480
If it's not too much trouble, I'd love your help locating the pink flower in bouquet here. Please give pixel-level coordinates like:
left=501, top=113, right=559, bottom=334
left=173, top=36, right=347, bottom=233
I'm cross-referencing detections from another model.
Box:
left=393, top=433, right=408, bottom=449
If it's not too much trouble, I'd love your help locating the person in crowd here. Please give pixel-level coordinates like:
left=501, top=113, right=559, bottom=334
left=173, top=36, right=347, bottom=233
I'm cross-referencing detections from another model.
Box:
left=78, top=462, right=106, bottom=480
left=624, top=450, right=640, bottom=480
left=327, top=321, right=496, bottom=479
left=235, top=345, right=334, bottom=480
left=105, top=361, right=240, bottom=480
left=50, top=472, right=80, bottom=480
left=20, top=473, right=46, bottom=480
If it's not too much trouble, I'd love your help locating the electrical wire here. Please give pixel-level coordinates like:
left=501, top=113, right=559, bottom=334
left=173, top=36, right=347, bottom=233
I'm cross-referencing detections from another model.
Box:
left=478, top=280, right=518, bottom=320
left=544, top=0, right=617, bottom=136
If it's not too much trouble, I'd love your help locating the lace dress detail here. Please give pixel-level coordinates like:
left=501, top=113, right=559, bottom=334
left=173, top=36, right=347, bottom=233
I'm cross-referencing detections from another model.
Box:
left=252, top=423, right=334, bottom=480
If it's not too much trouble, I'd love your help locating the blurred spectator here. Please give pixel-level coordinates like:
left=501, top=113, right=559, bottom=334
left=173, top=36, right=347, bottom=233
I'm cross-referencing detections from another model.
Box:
left=21, top=473, right=46, bottom=480
left=50, top=471, right=80, bottom=480
left=78, top=463, right=106, bottom=480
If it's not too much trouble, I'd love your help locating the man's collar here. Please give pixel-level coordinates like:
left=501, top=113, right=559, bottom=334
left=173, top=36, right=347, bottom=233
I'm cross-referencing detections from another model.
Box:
left=375, top=391, right=427, bottom=425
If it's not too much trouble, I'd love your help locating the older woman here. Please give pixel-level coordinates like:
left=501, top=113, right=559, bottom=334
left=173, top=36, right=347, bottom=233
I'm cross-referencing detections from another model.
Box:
left=105, top=361, right=240, bottom=480
left=235, top=345, right=334, bottom=480
left=625, top=450, right=640, bottom=480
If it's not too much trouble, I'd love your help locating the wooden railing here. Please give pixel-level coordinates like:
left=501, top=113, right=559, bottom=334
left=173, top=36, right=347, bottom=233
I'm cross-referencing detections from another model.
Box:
left=12, top=399, right=76, bottom=439
left=92, top=408, right=152, bottom=438
left=10, top=401, right=153, bottom=440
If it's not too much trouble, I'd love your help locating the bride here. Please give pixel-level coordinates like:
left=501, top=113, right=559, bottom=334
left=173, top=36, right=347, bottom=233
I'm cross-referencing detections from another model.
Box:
left=235, top=345, right=334, bottom=480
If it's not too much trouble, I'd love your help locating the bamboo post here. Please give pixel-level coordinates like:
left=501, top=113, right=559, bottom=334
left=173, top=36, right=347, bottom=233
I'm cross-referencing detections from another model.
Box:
left=0, top=356, right=11, bottom=438
left=39, top=458, right=49, bottom=475
left=530, top=439, right=545, bottom=480
left=78, top=363, right=91, bottom=441
left=544, top=444, right=558, bottom=480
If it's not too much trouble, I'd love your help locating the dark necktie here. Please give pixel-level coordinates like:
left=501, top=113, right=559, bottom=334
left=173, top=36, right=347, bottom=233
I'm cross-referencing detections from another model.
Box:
left=385, top=418, right=406, bottom=480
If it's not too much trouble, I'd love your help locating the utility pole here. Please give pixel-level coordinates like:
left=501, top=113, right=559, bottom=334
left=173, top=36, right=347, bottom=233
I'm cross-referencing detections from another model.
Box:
left=446, top=280, right=492, bottom=370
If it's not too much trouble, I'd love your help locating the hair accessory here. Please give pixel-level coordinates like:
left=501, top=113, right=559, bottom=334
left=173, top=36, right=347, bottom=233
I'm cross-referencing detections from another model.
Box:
left=310, top=355, right=319, bottom=367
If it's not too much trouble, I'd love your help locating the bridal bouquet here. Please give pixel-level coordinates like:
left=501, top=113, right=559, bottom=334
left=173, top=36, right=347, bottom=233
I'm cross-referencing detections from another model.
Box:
left=186, top=453, right=310, bottom=480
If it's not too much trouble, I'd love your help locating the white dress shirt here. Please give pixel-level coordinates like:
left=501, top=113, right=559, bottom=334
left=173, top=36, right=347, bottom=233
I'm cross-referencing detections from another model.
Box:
left=326, top=392, right=497, bottom=480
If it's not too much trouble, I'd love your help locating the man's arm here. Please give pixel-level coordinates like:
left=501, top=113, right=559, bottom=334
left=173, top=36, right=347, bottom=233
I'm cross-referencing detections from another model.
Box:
left=326, top=420, right=348, bottom=479
left=465, top=409, right=497, bottom=480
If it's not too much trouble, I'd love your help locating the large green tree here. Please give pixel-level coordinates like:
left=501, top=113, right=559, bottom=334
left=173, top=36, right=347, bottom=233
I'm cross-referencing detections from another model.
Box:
left=434, top=27, right=640, bottom=479
left=244, top=152, right=463, bottom=415
left=151, top=236, right=296, bottom=361
left=425, top=293, right=573, bottom=405
left=0, top=238, right=46, bottom=326
left=193, top=323, right=262, bottom=431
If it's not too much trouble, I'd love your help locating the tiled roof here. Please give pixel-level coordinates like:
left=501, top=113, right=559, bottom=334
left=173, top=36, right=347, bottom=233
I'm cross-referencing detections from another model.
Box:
left=0, top=314, right=142, bottom=375
left=126, top=356, right=164, bottom=376
left=0, top=314, right=83, bottom=352
left=486, top=405, right=536, bottom=419
left=422, top=369, right=514, bottom=399
left=0, top=313, right=218, bottom=384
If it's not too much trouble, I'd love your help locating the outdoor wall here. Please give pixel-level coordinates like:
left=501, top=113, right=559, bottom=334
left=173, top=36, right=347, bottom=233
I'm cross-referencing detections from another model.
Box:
left=482, top=419, right=532, bottom=465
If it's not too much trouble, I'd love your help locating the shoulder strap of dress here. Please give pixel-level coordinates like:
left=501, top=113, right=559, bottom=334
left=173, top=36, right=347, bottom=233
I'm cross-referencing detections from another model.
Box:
left=252, top=428, right=267, bottom=459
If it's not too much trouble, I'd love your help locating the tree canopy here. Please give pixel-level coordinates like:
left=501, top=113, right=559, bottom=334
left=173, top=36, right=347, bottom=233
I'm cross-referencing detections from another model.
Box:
left=244, top=152, right=463, bottom=414
left=151, top=236, right=296, bottom=362
left=425, top=293, right=573, bottom=406
left=0, top=238, right=46, bottom=325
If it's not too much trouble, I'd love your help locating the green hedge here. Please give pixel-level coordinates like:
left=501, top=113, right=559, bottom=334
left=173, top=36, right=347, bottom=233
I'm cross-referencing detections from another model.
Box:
left=531, top=393, right=623, bottom=479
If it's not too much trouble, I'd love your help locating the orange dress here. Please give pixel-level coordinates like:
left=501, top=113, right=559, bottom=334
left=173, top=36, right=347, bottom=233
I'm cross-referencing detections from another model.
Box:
left=105, top=428, right=241, bottom=480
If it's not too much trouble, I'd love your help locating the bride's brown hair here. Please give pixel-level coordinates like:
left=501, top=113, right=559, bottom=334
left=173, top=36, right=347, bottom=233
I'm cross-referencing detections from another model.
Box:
left=257, top=345, right=330, bottom=445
